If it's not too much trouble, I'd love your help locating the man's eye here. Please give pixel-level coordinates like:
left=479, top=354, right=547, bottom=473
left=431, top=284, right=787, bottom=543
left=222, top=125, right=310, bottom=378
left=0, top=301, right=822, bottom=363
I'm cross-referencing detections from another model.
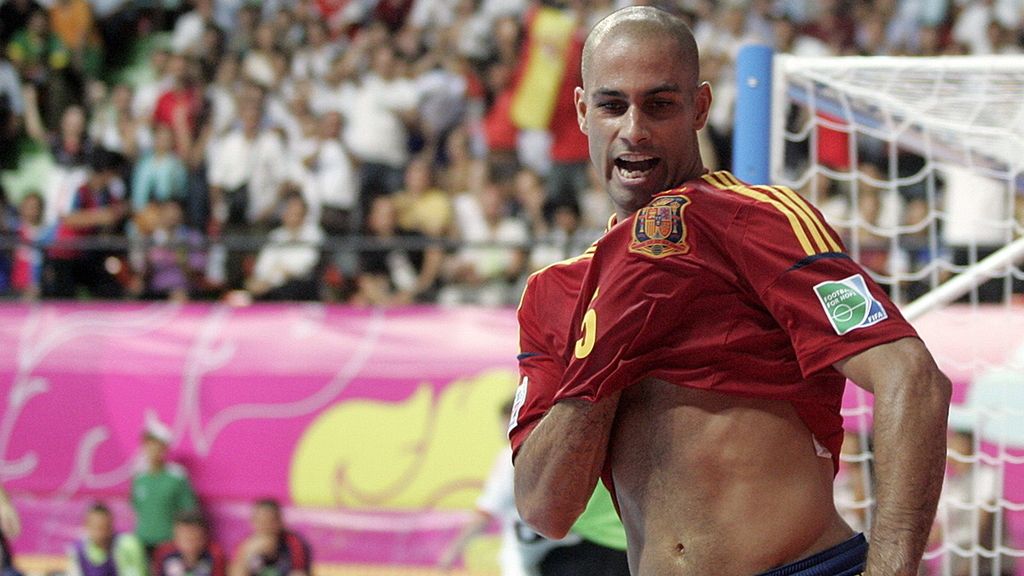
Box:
left=597, top=102, right=625, bottom=112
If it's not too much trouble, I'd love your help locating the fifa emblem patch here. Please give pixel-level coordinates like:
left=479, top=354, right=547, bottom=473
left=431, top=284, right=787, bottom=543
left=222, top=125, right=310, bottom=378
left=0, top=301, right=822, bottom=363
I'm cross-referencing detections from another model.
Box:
left=814, top=274, right=888, bottom=335
left=629, top=195, right=691, bottom=258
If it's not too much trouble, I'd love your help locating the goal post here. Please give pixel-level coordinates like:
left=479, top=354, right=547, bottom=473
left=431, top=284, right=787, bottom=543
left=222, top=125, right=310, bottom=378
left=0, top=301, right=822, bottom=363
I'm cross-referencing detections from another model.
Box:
left=736, top=48, right=1024, bottom=575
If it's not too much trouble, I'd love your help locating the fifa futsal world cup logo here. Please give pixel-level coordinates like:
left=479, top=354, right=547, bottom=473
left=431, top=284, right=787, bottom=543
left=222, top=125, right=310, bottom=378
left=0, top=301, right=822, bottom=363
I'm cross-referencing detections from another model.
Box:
left=813, top=274, right=888, bottom=335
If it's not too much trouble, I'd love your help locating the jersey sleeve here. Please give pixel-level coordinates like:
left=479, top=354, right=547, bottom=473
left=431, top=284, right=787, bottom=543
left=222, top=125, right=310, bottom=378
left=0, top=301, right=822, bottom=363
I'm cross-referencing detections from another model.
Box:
left=509, top=275, right=567, bottom=458
left=729, top=191, right=919, bottom=377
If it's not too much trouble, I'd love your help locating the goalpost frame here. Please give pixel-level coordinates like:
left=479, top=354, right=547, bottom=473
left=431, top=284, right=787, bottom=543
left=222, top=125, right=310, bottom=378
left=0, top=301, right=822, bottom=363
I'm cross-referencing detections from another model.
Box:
left=733, top=48, right=1024, bottom=321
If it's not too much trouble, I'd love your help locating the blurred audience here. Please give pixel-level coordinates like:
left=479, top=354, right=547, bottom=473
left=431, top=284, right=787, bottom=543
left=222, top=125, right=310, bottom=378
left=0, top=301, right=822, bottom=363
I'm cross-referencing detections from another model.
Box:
left=0, top=0, right=1019, bottom=305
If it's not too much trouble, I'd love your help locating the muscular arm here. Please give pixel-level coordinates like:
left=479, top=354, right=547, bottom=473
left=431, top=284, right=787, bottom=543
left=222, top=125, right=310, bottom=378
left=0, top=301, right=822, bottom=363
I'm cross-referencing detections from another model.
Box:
left=835, top=337, right=951, bottom=575
left=513, top=392, right=619, bottom=540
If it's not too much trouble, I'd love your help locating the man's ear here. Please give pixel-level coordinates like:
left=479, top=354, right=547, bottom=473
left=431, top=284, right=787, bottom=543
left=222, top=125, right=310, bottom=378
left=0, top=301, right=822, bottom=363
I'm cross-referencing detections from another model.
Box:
left=693, top=82, right=712, bottom=131
left=574, top=86, right=588, bottom=135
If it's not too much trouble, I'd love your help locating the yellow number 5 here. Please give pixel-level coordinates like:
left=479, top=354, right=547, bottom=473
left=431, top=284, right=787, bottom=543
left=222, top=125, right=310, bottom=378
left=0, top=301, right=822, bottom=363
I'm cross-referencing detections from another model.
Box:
left=574, top=288, right=600, bottom=359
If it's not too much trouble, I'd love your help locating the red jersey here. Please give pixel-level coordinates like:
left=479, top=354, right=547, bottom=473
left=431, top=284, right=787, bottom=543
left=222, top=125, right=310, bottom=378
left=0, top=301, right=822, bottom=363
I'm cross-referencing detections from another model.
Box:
left=554, top=171, right=919, bottom=471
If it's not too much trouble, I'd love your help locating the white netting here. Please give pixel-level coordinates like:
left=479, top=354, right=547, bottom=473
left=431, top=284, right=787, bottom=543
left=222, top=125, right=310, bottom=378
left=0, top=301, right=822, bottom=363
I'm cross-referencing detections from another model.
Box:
left=771, top=55, right=1024, bottom=576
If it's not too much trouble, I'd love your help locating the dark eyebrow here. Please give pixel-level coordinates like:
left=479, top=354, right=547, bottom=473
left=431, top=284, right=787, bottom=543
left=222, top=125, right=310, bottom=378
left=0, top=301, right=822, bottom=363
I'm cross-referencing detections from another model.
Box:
left=592, top=83, right=685, bottom=99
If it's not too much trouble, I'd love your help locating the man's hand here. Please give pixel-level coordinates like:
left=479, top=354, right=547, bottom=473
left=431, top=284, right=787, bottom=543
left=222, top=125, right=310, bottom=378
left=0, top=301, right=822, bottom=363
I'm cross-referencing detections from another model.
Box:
left=836, top=337, right=950, bottom=575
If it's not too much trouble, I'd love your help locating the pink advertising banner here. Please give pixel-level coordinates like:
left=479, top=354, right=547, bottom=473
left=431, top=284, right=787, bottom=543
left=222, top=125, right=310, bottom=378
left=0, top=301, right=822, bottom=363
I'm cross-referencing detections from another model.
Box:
left=1, top=303, right=1023, bottom=569
left=0, top=303, right=522, bottom=566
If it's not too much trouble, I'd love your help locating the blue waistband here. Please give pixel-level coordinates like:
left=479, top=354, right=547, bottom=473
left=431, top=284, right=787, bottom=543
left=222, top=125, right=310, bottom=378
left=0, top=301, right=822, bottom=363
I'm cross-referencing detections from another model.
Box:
left=756, top=533, right=867, bottom=576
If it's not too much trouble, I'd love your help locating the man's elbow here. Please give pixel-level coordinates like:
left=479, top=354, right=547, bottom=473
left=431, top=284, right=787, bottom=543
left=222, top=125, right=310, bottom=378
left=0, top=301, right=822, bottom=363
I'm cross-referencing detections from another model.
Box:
left=901, top=346, right=953, bottom=415
left=516, top=495, right=578, bottom=540
left=513, top=470, right=583, bottom=539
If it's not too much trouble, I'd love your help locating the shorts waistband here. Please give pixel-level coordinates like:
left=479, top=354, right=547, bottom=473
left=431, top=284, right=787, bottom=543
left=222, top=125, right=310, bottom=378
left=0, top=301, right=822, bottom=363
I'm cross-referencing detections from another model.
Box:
left=755, top=533, right=867, bottom=576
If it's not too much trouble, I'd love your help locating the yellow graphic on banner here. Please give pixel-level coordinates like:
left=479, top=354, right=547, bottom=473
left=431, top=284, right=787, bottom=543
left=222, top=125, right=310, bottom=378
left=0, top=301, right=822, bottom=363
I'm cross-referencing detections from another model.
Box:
left=290, top=369, right=517, bottom=510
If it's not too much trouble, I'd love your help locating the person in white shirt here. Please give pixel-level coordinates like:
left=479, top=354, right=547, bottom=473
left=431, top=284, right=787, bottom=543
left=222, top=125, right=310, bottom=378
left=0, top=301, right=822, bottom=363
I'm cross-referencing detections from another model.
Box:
left=291, top=20, right=339, bottom=81
left=245, top=191, right=324, bottom=301
left=170, top=0, right=215, bottom=57
left=343, top=42, right=419, bottom=219
left=300, top=111, right=358, bottom=235
left=441, top=183, right=529, bottom=306
left=206, top=96, right=286, bottom=231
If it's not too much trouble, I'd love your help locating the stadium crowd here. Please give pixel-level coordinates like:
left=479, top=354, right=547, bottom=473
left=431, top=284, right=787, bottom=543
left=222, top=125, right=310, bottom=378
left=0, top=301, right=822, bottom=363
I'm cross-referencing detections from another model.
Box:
left=0, top=0, right=1022, bottom=306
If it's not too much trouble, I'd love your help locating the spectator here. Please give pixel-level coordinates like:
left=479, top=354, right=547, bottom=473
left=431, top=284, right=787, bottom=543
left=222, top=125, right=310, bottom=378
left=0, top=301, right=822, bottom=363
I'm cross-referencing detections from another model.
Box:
left=130, top=44, right=173, bottom=127
left=290, top=20, right=338, bottom=81
left=207, top=95, right=286, bottom=234
left=43, top=147, right=127, bottom=299
left=152, top=54, right=204, bottom=158
left=527, top=201, right=593, bottom=273
left=89, top=82, right=150, bottom=159
left=940, top=165, right=1015, bottom=303
left=440, top=182, right=527, bottom=306
left=389, top=156, right=450, bottom=302
left=23, top=86, right=94, bottom=169
left=48, top=0, right=103, bottom=80
left=11, top=192, right=54, bottom=300
left=67, top=502, right=147, bottom=576
left=240, top=22, right=278, bottom=90
left=297, top=111, right=358, bottom=236
left=152, top=510, right=226, bottom=576
left=203, top=54, right=239, bottom=139
left=229, top=499, right=311, bottom=576
left=6, top=8, right=75, bottom=125
left=351, top=195, right=422, bottom=306
left=130, top=199, right=205, bottom=302
left=132, top=124, right=188, bottom=212
left=171, top=0, right=216, bottom=58
left=244, top=191, right=324, bottom=302
left=132, top=416, right=198, bottom=557
left=344, top=40, right=419, bottom=220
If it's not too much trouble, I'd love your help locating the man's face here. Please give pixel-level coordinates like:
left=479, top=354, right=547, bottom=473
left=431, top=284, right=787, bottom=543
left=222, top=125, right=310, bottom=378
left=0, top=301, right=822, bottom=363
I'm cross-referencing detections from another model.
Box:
left=143, top=437, right=167, bottom=467
left=173, top=524, right=207, bottom=561
left=85, top=511, right=114, bottom=548
left=251, top=506, right=282, bottom=538
left=576, top=30, right=711, bottom=215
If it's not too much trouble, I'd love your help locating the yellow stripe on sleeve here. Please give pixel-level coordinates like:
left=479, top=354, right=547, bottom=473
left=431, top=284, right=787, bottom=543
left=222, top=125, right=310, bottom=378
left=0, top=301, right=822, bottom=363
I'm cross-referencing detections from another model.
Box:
left=753, top=185, right=834, bottom=254
left=702, top=172, right=817, bottom=256
left=767, top=185, right=842, bottom=253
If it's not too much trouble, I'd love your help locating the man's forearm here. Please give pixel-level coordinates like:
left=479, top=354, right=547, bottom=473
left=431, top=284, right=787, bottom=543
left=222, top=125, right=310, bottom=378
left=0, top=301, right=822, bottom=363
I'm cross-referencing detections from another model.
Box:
left=866, top=366, right=950, bottom=574
left=513, top=393, right=619, bottom=539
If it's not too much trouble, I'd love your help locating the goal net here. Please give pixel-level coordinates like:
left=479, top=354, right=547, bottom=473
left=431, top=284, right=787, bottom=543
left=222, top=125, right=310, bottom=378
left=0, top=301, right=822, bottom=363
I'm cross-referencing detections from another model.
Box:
left=770, top=55, right=1024, bottom=575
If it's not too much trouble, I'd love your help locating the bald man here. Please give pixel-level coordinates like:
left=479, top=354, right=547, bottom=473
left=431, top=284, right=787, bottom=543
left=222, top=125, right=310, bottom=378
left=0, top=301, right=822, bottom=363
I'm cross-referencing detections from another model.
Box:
left=511, top=6, right=950, bottom=576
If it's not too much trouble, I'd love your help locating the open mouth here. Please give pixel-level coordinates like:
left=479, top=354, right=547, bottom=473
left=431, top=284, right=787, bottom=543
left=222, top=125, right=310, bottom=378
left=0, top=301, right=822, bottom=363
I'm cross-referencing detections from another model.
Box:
left=614, top=155, right=659, bottom=180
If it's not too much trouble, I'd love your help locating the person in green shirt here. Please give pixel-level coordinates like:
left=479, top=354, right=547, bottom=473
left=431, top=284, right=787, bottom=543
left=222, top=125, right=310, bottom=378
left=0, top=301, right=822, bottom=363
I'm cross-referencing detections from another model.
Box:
left=131, top=419, right=198, bottom=556
left=67, top=502, right=147, bottom=576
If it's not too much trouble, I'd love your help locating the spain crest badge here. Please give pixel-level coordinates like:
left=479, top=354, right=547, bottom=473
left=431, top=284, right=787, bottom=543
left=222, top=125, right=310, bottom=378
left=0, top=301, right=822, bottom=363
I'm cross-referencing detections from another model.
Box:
left=629, top=195, right=691, bottom=258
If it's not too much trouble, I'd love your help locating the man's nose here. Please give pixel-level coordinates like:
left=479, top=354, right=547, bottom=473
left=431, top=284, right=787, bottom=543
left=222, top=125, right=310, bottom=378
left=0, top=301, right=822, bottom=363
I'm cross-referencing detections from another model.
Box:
left=620, top=106, right=650, bottom=145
